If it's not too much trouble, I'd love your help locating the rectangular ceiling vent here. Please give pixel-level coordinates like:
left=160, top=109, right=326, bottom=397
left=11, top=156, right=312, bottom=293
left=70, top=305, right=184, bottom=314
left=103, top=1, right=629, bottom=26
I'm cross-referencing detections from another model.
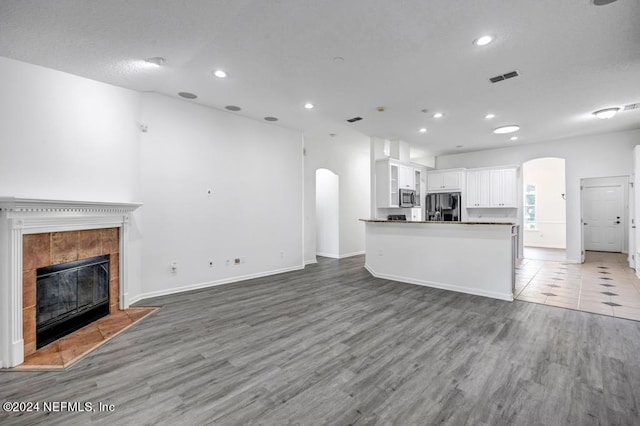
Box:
left=623, top=103, right=639, bottom=111
left=347, top=117, right=363, bottom=123
left=489, top=70, right=519, bottom=83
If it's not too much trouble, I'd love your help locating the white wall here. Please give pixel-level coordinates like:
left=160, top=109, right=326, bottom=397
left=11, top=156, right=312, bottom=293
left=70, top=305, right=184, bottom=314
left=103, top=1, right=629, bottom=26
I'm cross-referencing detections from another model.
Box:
left=437, top=129, right=640, bottom=262
left=138, top=93, right=303, bottom=299
left=304, top=132, right=370, bottom=263
left=0, top=56, right=141, bottom=202
left=315, top=169, right=339, bottom=257
left=523, top=158, right=566, bottom=249
left=0, top=56, right=143, bottom=298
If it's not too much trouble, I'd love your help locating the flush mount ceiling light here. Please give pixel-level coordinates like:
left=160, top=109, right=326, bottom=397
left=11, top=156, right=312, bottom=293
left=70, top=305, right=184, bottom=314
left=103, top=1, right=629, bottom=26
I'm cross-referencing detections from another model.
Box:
left=145, top=57, right=166, bottom=67
left=493, top=125, right=520, bottom=134
left=592, top=107, right=620, bottom=119
left=433, top=112, right=444, bottom=118
left=419, top=128, right=427, bottom=133
left=225, top=105, right=241, bottom=111
left=485, top=113, right=496, bottom=119
left=474, top=35, right=495, bottom=46
left=304, top=103, right=314, bottom=109
left=510, top=136, right=519, bottom=141
left=212, top=70, right=227, bottom=78
left=178, top=92, right=197, bottom=99
left=264, top=116, right=279, bottom=122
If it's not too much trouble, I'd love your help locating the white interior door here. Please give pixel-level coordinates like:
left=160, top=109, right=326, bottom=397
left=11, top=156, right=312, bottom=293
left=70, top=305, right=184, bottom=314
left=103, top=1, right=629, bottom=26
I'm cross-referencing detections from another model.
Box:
left=583, top=184, right=623, bottom=252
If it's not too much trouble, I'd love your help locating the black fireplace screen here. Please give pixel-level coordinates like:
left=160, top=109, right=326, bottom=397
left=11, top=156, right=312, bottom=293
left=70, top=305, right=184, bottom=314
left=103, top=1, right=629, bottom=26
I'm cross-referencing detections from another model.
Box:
left=36, top=254, right=110, bottom=348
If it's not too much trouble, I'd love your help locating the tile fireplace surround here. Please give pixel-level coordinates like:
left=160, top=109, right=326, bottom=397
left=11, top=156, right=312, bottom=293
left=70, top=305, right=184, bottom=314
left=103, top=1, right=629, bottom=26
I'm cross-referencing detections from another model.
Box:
left=0, top=197, right=141, bottom=368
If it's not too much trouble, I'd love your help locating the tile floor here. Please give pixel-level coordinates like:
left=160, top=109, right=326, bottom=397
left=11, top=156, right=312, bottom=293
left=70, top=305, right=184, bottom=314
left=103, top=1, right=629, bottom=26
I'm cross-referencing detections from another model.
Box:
left=8, top=306, right=157, bottom=370
left=516, top=250, right=640, bottom=321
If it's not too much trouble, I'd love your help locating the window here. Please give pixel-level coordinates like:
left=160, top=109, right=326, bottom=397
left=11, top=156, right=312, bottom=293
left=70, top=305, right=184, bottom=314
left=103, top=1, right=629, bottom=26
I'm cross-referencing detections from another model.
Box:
left=524, top=184, right=536, bottom=229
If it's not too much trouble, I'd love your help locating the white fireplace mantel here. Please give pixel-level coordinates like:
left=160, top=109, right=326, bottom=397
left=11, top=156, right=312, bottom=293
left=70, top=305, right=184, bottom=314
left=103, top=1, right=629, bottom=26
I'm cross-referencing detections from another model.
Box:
left=0, top=197, right=142, bottom=368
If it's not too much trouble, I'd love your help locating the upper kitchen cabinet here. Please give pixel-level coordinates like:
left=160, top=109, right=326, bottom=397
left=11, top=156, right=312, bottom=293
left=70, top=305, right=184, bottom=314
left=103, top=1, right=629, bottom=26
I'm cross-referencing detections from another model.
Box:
left=376, top=159, right=400, bottom=208
left=427, top=169, right=465, bottom=192
left=466, top=166, right=518, bottom=208
left=398, top=164, right=415, bottom=190
left=376, top=159, right=424, bottom=208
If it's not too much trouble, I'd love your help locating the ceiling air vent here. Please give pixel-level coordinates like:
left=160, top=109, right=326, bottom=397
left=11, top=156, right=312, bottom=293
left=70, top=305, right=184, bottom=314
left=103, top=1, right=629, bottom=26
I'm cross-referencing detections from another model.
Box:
left=347, top=117, right=363, bottom=123
left=489, top=70, right=519, bottom=83
left=623, top=103, right=639, bottom=111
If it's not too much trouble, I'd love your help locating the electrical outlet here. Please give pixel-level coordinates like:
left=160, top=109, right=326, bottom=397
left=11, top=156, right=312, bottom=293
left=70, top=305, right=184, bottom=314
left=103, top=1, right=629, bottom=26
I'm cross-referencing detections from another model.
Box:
left=225, top=259, right=230, bottom=266
left=378, top=249, right=383, bottom=256
left=280, top=251, right=285, bottom=259
left=170, top=261, right=178, bottom=272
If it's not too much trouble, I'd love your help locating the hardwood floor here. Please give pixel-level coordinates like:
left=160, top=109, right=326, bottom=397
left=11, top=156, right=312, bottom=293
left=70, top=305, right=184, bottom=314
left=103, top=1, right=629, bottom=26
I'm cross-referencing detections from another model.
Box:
left=2, top=255, right=640, bottom=425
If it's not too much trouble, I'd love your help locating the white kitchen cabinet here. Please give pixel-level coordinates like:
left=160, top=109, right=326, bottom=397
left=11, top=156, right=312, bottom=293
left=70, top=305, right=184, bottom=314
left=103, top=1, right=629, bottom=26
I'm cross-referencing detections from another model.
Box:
left=466, top=166, right=518, bottom=208
left=398, top=164, right=414, bottom=190
left=427, top=169, right=464, bottom=192
left=490, top=168, right=518, bottom=207
left=413, top=168, right=422, bottom=206
left=376, top=159, right=400, bottom=208
left=466, top=170, right=491, bottom=207
left=376, top=160, right=425, bottom=208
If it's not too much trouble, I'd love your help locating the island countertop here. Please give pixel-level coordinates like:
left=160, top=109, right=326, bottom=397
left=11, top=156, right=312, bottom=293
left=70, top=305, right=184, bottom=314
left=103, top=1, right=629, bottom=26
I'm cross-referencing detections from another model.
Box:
left=360, top=219, right=516, bottom=226
left=362, top=220, right=517, bottom=301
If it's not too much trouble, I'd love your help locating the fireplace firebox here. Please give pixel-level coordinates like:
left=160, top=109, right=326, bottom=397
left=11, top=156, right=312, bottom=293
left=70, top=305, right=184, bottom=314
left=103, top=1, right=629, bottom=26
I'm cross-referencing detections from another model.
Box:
left=36, top=254, right=110, bottom=348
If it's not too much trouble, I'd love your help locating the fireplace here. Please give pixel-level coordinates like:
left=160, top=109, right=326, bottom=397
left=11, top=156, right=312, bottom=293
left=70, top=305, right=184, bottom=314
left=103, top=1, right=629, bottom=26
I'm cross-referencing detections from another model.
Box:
left=36, top=254, right=110, bottom=348
left=0, top=197, right=141, bottom=368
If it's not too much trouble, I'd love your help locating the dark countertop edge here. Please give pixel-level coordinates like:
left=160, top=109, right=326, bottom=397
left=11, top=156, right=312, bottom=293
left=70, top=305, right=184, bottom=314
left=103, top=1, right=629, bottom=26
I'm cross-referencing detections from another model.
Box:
left=360, top=219, right=517, bottom=225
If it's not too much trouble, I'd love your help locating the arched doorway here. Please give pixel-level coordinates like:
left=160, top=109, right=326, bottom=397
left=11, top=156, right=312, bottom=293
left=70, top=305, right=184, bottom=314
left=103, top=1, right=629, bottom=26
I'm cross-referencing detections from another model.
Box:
left=522, top=157, right=567, bottom=261
left=315, top=168, right=339, bottom=258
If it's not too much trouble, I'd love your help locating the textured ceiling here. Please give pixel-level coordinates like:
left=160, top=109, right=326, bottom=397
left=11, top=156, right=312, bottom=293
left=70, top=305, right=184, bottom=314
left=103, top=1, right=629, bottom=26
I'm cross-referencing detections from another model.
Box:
left=1, top=0, right=639, bottom=156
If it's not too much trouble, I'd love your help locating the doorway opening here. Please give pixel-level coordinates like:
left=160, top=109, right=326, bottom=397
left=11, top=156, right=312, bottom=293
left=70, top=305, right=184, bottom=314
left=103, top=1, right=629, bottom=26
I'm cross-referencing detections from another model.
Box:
left=315, top=168, right=339, bottom=258
left=522, top=157, right=567, bottom=261
left=581, top=176, right=628, bottom=262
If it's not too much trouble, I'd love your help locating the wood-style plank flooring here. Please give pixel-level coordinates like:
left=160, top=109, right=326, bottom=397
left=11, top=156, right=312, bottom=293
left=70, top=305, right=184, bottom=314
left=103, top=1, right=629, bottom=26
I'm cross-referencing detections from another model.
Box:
left=2, top=255, right=640, bottom=425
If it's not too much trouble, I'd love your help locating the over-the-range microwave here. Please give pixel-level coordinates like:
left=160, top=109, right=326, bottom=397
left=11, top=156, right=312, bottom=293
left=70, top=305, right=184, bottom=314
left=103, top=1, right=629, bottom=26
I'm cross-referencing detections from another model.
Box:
left=399, top=188, right=416, bottom=207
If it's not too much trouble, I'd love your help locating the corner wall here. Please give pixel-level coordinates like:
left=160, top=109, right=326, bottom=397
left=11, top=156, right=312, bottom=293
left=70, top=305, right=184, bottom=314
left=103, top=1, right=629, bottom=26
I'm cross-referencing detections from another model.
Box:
left=436, top=129, right=640, bottom=262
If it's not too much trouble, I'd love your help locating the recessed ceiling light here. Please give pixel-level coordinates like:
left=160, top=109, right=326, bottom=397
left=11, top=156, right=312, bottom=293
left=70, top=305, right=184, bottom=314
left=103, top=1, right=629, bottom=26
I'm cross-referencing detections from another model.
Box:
left=592, top=107, right=620, bottom=119
left=456, top=145, right=464, bottom=149
left=264, top=116, right=279, bottom=122
left=593, top=0, right=618, bottom=6
left=433, top=112, right=444, bottom=118
left=178, top=92, right=197, bottom=99
left=419, top=128, right=427, bottom=133
left=225, top=105, right=241, bottom=111
left=510, top=136, right=518, bottom=141
left=145, top=57, right=166, bottom=67
left=213, top=70, right=227, bottom=78
left=304, top=103, right=314, bottom=109
left=333, top=56, right=344, bottom=63
left=474, top=35, right=495, bottom=46
left=493, top=125, right=520, bottom=134
left=485, top=113, right=496, bottom=119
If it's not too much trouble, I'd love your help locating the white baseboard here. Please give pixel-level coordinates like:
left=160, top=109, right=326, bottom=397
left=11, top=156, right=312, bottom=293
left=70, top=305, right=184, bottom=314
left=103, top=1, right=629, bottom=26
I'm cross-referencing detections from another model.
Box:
left=316, top=252, right=339, bottom=259
left=315, top=250, right=365, bottom=259
left=304, top=259, right=318, bottom=265
left=364, top=264, right=514, bottom=302
left=338, top=250, right=365, bottom=259
left=129, top=264, right=304, bottom=305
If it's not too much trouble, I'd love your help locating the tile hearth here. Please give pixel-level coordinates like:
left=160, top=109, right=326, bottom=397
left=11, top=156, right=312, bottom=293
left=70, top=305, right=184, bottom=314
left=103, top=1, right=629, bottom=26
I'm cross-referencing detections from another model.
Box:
left=8, top=307, right=157, bottom=370
left=515, top=251, right=640, bottom=321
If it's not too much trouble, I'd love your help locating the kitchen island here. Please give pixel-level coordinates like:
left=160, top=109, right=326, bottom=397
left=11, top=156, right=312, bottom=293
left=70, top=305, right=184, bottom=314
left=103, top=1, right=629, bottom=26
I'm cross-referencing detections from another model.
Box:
left=362, top=220, right=518, bottom=301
